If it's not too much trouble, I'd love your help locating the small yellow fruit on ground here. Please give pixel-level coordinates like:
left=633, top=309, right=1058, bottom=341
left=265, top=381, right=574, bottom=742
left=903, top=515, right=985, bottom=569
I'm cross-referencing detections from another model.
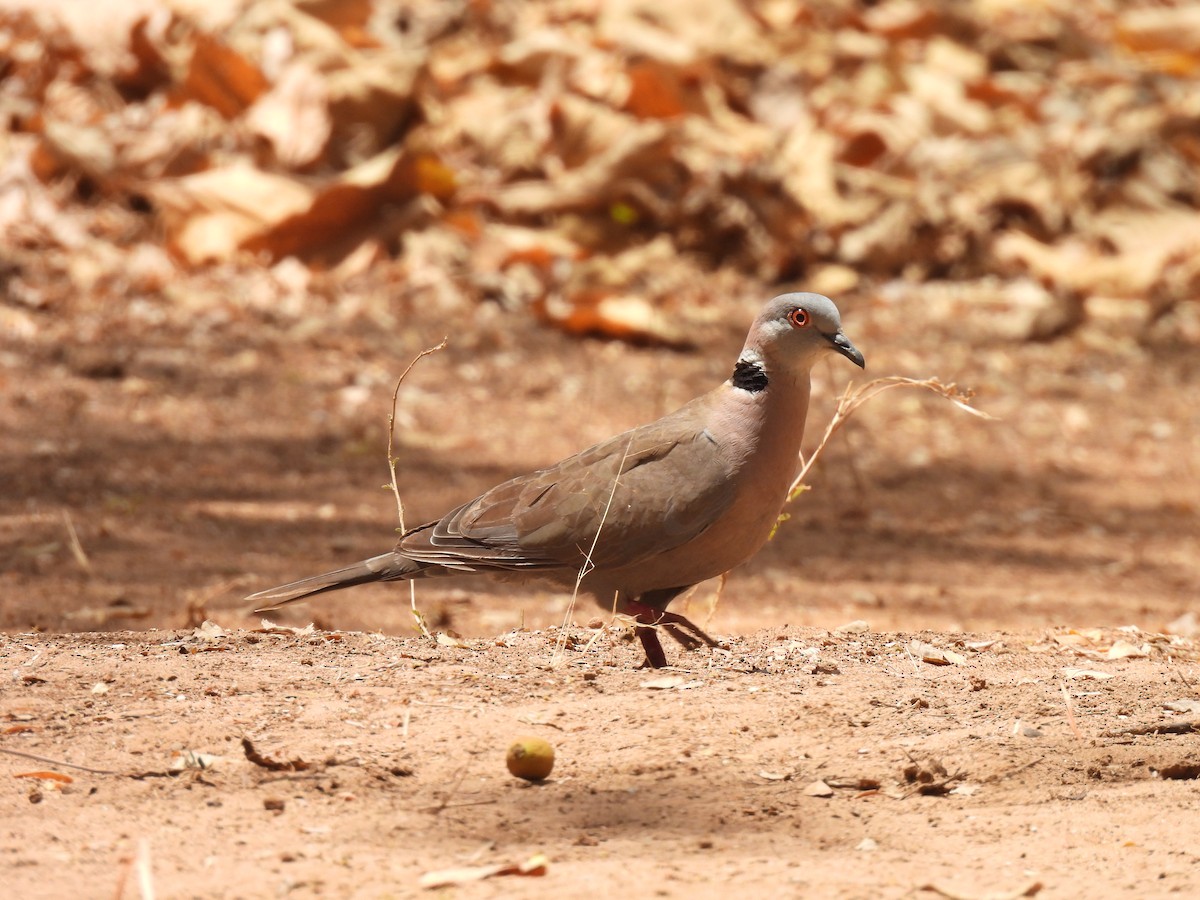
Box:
left=506, top=737, right=555, bottom=781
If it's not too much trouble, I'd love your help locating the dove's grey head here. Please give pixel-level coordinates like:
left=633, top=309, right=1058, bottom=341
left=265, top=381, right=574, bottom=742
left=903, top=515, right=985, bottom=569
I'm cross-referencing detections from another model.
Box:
left=732, top=293, right=865, bottom=391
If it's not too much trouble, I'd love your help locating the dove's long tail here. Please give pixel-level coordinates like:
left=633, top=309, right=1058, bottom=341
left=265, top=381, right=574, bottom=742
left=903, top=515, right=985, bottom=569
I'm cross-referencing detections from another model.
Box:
left=246, top=552, right=427, bottom=611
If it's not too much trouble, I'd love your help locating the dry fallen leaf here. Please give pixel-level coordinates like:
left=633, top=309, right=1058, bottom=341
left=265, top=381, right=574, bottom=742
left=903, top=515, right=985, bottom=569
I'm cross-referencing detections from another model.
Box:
left=920, top=878, right=1043, bottom=900
left=419, top=853, right=548, bottom=889
left=1115, top=6, right=1200, bottom=75
left=169, top=32, right=269, bottom=118
left=965, top=640, right=1000, bottom=651
left=804, top=779, right=834, bottom=798
left=62, top=604, right=153, bottom=626
left=640, top=676, right=703, bottom=690
left=167, top=750, right=225, bottom=773
left=243, top=148, right=455, bottom=263
left=436, top=631, right=476, bottom=650
left=151, top=166, right=314, bottom=264
left=834, top=620, right=870, bottom=635
left=534, top=292, right=689, bottom=346
left=244, top=60, right=331, bottom=168
left=255, top=620, right=316, bottom=636
left=193, top=620, right=227, bottom=641
left=1106, top=641, right=1151, bottom=660
left=908, top=640, right=967, bottom=666
left=1164, top=699, right=1200, bottom=714
left=14, top=771, right=73, bottom=785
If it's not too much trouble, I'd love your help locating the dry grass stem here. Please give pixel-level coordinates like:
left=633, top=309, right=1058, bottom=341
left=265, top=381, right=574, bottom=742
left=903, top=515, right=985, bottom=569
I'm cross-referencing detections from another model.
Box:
left=0, top=746, right=118, bottom=775
left=704, top=573, right=728, bottom=626
left=61, top=509, right=90, bottom=571
left=427, top=764, right=473, bottom=816
left=553, top=436, right=636, bottom=666
left=135, top=838, right=156, bottom=900
left=787, top=376, right=994, bottom=502
left=387, top=338, right=449, bottom=529
left=113, top=853, right=132, bottom=900
left=577, top=623, right=611, bottom=658
left=1061, top=682, right=1084, bottom=740
left=184, top=576, right=250, bottom=627
left=680, top=573, right=726, bottom=627
left=385, top=338, right=447, bottom=639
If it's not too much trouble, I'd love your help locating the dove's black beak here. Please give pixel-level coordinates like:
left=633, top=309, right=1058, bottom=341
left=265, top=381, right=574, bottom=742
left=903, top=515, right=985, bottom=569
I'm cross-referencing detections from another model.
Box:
left=827, top=331, right=866, bottom=368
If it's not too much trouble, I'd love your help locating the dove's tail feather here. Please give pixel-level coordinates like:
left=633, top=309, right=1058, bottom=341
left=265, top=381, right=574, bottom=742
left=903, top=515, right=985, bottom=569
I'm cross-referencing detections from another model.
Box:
left=246, top=552, right=426, bottom=611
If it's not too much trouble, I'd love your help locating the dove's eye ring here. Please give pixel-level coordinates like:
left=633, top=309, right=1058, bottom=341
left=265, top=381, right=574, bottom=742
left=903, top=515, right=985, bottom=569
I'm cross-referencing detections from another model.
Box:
left=787, top=308, right=810, bottom=328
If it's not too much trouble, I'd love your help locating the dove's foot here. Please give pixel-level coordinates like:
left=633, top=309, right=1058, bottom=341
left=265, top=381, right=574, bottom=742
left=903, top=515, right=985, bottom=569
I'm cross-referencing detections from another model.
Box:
left=629, top=602, right=720, bottom=668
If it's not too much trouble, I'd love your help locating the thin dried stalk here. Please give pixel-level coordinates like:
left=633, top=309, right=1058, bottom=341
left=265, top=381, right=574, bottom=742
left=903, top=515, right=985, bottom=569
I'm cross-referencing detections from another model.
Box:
left=61, top=509, right=90, bottom=570
left=554, top=435, right=635, bottom=666
left=1061, top=681, right=1084, bottom=741
left=0, top=746, right=118, bottom=775
left=387, top=338, right=448, bottom=639
left=786, top=376, right=993, bottom=503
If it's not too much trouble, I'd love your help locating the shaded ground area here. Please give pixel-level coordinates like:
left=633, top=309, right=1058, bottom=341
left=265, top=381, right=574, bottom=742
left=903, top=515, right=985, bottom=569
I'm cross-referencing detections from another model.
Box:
left=3, top=291, right=1197, bottom=639
left=2, top=291, right=1199, bottom=897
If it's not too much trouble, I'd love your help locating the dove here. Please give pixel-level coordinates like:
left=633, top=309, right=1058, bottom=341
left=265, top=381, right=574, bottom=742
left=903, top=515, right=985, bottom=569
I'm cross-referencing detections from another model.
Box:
left=247, top=293, right=864, bottom=667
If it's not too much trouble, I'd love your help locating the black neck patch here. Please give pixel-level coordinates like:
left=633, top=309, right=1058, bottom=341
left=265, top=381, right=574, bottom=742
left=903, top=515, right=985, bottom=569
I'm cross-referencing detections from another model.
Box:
left=731, top=358, right=768, bottom=393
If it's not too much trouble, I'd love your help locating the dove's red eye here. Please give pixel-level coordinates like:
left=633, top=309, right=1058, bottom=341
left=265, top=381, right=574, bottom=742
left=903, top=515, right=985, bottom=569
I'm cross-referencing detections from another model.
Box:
left=787, top=308, right=810, bottom=328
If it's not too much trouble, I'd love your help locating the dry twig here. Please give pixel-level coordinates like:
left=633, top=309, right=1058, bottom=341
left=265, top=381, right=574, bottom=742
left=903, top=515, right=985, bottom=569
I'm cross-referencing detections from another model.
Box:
left=0, top=746, right=118, bottom=775
left=554, top=435, right=635, bottom=666
left=386, top=338, right=447, bottom=639
left=61, top=509, right=90, bottom=571
left=1103, top=720, right=1200, bottom=737
left=786, top=376, right=993, bottom=504
left=241, top=736, right=310, bottom=772
left=424, top=763, right=473, bottom=815
left=1060, top=682, right=1084, bottom=740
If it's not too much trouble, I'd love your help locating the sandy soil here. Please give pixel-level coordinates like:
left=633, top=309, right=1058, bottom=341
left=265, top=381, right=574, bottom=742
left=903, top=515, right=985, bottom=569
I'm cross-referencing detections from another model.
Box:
left=3, top=625, right=1200, bottom=899
left=2, top=290, right=1200, bottom=898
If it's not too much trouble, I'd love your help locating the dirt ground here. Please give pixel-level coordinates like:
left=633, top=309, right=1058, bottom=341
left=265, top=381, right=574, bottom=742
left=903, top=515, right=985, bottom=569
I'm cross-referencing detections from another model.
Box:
left=2, top=290, right=1200, bottom=898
